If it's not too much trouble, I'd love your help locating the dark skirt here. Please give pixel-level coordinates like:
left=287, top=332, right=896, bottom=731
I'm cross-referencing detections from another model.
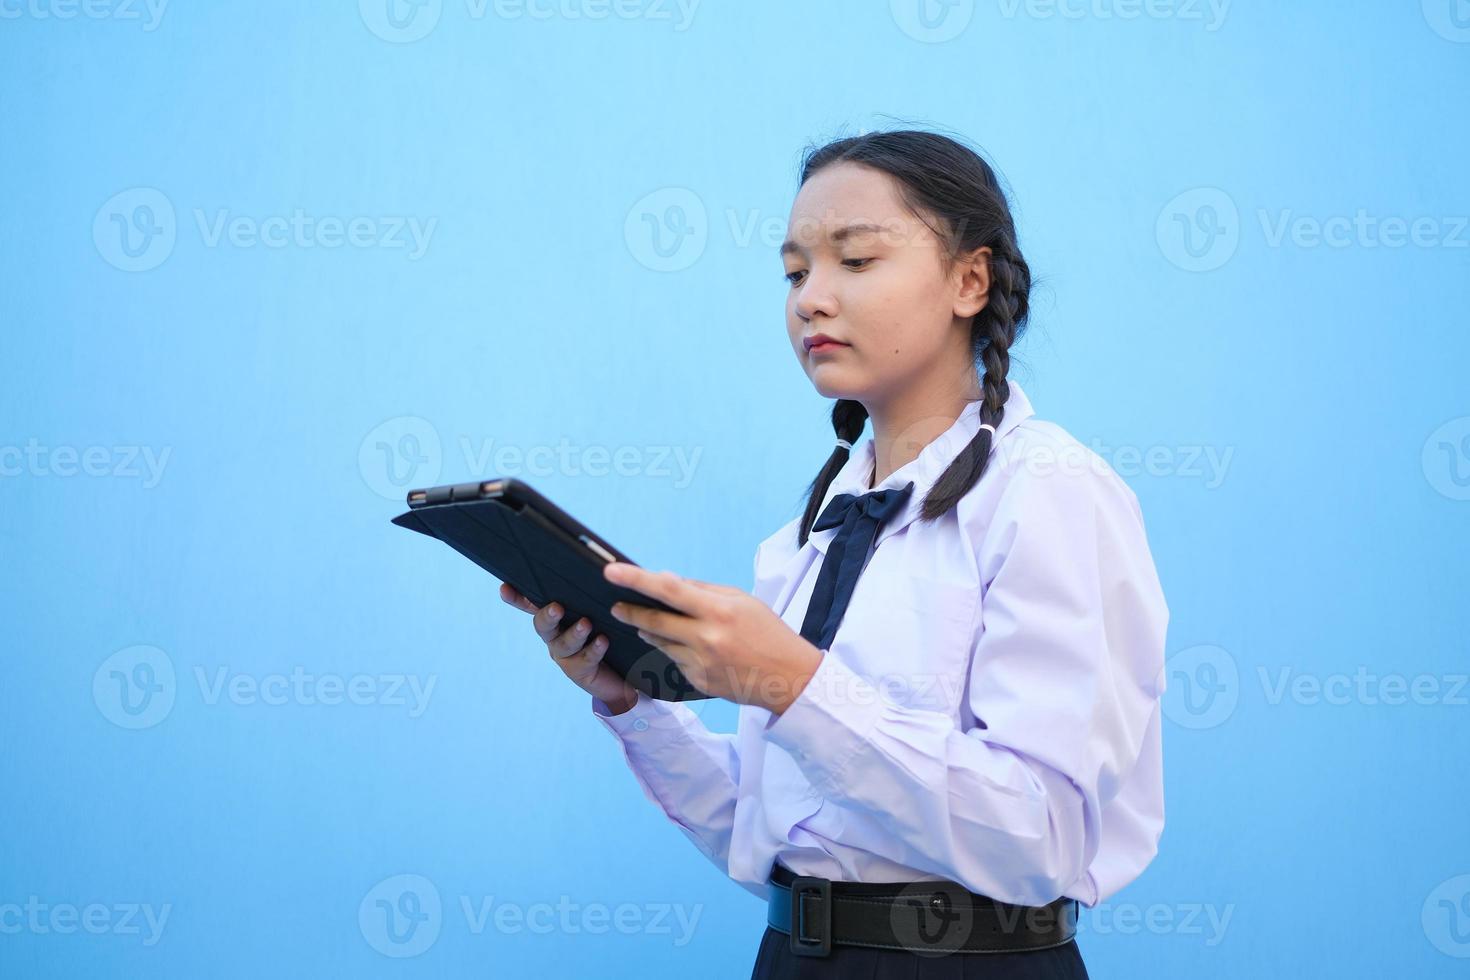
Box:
left=747, top=925, right=1090, bottom=979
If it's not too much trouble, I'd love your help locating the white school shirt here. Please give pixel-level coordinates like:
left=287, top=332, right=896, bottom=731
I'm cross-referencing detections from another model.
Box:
left=592, top=380, right=1169, bottom=909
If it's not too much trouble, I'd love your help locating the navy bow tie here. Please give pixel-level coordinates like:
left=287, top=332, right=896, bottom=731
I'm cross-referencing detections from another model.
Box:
left=798, top=480, right=916, bottom=650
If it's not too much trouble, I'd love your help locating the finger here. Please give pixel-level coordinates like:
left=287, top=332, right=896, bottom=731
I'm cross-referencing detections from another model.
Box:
left=603, top=563, right=706, bottom=617
left=635, top=626, right=680, bottom=648
left=534, top=601, right=567, bottom=643
left=549, top=614, right=597, bottom=659
left=683, top=579, right=744, bottom=597
left=628, top=616, right=682, bottom=645
left=500, top=583, right=538, bottom=614
left=611, top=599, right=693, bottom=645
left=584, top=633, right=611, bottom=666
left=636, top=630, right=710, bottom=688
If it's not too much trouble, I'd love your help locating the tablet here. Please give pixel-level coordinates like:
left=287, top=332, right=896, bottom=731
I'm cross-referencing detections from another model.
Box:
left=391, top=477, right=712, bottom=702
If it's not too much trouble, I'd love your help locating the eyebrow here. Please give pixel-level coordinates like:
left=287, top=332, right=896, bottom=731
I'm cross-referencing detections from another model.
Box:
left=780, top=222, right=888, bottom=257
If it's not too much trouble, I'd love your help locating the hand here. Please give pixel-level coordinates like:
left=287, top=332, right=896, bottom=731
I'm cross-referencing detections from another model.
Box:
left=499, top=582, right=640, bottom=714
left=602, top=562, right=824, bottom=714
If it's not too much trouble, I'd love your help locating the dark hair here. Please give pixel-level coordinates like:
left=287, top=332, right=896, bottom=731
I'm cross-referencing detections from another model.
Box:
left=793, top=128, right=1035, bottom=546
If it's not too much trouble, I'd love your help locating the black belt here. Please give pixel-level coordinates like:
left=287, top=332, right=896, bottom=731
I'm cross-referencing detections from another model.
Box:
left=765, top=861, right=1078, bottom=958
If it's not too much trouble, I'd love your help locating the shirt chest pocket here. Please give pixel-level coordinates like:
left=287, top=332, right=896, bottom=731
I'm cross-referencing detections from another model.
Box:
left=834, top=573, right=977, bottom=715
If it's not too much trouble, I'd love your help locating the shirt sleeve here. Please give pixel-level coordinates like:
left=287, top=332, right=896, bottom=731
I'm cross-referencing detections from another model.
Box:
left=762, top=453, right=1169, bottom=908
left=589, top=551, right=759, bottom=878
left=591, top=691, right=741, bottom=874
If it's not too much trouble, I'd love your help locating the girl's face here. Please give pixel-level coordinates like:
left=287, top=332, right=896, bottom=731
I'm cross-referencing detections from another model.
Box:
left=781, top=161, right=987, bottom=409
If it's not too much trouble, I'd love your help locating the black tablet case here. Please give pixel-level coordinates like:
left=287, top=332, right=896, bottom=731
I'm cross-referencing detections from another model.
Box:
left=391, top=478, right=713, bottom=703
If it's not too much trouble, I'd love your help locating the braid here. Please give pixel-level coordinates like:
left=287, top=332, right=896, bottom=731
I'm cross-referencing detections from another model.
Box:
left=920, top=246, right=1030, bottom=520
left=797, top=398, right=869, bottom=546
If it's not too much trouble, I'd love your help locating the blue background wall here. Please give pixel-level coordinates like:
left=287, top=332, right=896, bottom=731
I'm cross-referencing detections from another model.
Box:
left=3, top=1, right=1468, bottom=976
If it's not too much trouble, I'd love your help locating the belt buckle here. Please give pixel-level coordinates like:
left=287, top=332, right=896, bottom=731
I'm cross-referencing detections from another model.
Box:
left=788, top=876, right=832, bottom=957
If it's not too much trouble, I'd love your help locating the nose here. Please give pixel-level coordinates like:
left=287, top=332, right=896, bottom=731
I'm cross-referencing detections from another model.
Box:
left=792, top=271, right=837, bottom=322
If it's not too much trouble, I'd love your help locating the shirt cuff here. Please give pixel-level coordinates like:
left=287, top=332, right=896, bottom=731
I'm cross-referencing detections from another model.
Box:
left=761, top=650, right=884, bottom=794
left=591, top=690, right=667, bottom=735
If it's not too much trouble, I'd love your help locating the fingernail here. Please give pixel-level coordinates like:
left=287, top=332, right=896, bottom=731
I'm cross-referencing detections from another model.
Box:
left=576, top=620, right=589, bottom=633
left=548, top=605, right=561, bottom=619
left=610, top=604, right=624, bottom=620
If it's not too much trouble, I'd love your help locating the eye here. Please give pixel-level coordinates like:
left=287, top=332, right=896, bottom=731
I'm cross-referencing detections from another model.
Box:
left=784, top=258, right=870, bottom=286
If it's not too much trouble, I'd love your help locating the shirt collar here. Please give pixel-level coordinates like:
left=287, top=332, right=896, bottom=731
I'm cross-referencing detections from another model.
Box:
left=806, top=380, right=1035, bottom=556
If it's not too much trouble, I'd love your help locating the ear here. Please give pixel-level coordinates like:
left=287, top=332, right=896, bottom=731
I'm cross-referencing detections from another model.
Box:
left=952, top=245, right=993, bottom=320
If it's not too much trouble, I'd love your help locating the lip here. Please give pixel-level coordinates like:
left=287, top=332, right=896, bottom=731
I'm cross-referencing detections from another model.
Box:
left=804, top=334, right=850, bottom=354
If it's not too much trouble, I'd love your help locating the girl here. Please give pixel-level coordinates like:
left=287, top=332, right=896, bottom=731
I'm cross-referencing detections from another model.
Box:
left=500, top=129, right=1168, bottom=979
